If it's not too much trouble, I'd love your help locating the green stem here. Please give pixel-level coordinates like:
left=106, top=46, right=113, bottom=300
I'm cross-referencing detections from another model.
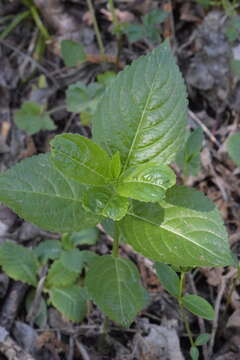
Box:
left=0, top=10, right=30, bottom=40
left=86, top=0, right=105, bottom=56
left=29, top=3, right=50, bottom=40
left=178, top=272, right=194, bottom=347
left=112, top=224, right=120, bottom=257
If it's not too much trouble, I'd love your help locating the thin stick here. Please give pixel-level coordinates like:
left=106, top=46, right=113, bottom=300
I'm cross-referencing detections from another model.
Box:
left=86, top=0, right=105, bottom=56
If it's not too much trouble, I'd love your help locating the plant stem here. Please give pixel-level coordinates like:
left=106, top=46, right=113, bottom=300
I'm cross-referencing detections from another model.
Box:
left=86, top=0, right=105, bottom=56
left=112, top=225, right=120, bottom=257
left=0, top=10, right=30, bottom=40
left=22, top=0, right=50, bottom=40
left=178, top=271, right=194, bottom=347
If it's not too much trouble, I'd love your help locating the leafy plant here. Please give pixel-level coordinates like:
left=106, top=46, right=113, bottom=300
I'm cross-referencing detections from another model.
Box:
left=14, top=101, right=56, bottom=135
left=0, top=42, right=233, bottom=328
left=61, top=40, right=86, bottom=67
left=123, top=9, right=169, bottom=44
left=155, top=262, right=212, bottom=359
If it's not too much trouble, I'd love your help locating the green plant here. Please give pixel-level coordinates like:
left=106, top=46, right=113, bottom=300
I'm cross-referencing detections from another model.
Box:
left=0, top=42, right=233, bottom=327
left=123, top=9, right=169, bottom=44
left=155, top=263, right=212, bottom=360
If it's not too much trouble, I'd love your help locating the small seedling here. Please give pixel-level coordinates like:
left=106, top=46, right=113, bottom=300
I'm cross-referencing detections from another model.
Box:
left=0, top=42, right=233, bottom=328
left=123, top=9, right=169, bottom=44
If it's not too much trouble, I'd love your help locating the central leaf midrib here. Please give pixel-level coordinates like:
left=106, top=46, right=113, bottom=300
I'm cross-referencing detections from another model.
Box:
left=122, top=62, right=162, bottom=173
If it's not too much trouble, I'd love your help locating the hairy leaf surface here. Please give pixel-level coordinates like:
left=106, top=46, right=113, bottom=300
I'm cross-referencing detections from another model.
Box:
left=117, top=162, right=176, bottom=202
left=0, top=241, right=38, bottom=286
left=93, top=41, right=187, bottom=170
left=85, top=255, right=148, bottom=326
left=51, top=134, right=112, bottom=186
left=119, top=186, right=234, bottom=266
left=0, top=154, right=99, bottom=232
left=49, top=286, right=87, bottom=322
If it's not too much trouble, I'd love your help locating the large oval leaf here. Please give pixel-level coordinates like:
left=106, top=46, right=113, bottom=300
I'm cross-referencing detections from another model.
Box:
left=119, top=186, right=234, bottom=267
left=93, top=41, right=187, bottom=171
left=51, top=134, right=112, bottom=186
left=0, top=154, right=99, bottom=232
left=85, top=255, right=149, bottom=327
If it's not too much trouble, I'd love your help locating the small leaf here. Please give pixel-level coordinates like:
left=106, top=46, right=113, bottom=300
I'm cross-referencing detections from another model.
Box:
left=123, top=24, right=145, bottom=43
left=61, top=40, right=86, bottom=67
left=155, top=262, right=180, bottom=297
left=15, top=101, right=55, bottom=135
left=97, top=71, right=116, bottom=86
left=69, top=228, right=99, bottom=247
left=190, top=346, right=199, bottom=360
left=195, top=333, right=210, bottom=346
left=0, top=154, right=99, bottom=232
left=85, top=255, right=148, bottom=326
left=60, top=249, right=85, bottom=273
left=25, top=290, right=47, bottom=328
left=182, top=294, right=215, bottom=320
left=80, top=250, right=99, bottom=266
left=83, top=186, right=129, bottom=221
left=34, top=240, right=62, bottom=264
left=0, top=241, right=38, bottom=286
left=226, top=132, right=240, bottom=167
left=93, top=41, right=188, bottom=169
left=51, top=134, right=112, bottom=186
left=49, top=286, right=87, bottom=322
left=230, top=59, right=240, bottom=77
left=110, top=152, right=122, bottom=179
left=119, top=186, right=234, bottom=267
left=117, top=162, right=176, bottom=202
left=66, top=81, right=103, bottom=113
left=46, top=260, right=78, bottom=288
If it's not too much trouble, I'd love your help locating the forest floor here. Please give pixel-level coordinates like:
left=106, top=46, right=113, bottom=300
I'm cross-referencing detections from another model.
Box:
left=0, top=0, right=240, bottom=359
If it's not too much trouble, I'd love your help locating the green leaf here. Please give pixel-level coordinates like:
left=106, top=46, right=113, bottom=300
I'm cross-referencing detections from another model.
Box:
left=85, top=255, right=148, bottom=326
left=182, top=294, right=214, bottom=320
left=66, top=81, right=103, bottom=113
left=46, top=260, right=79, bottom=288
left=93, top=41, right=188, bottom=171
left=15, top=101, right=55, bottom=135
left=0, top=241, right=38, bottom=286
left=230, top=59, right=240, bottom=77
left=117, top=162, right=176, bottom=202
left=80, top=250, right=99, bottom=266
left=61, top=40, right=86, bottom=67
left=97, top=71, right=116, bottom=86
left=155, top=262, right=180, bottom=297
left=195, top=333, right=210, bottom=346
left=34, top=240, right=62, bottom=264
left=176, top=127, right=203, bottom=176
left=190, top=346, right=199, bottom=360
left=69, top=228, right=99, bottom=247
left=0, top=154, right=99, bottom=232
left=51, top=134, right=112, bottom=186
left=60, top=249, right=85, bottom=273
left=49, top=286, right=87, bottom=322
left=226, top=132, right=240, bottom=167
left=110, top=152, right=122, bottom=179
left=83, top=187, right=129, bottom=221
left=123, top=24, right=146, bottom=43
left=119, top=186, right=234, bottom=267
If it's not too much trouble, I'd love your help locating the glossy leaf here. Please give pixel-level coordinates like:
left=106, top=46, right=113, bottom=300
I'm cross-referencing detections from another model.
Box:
left=46, top=260, right=79, bottom=288
left=155, top=262, right=180, bottom=297
left=83, top=187, right=129, bottom=221
left=110, top=152, right=122, bottom=179
left=34, top=240, right=62, bottom=264
left=182, top=294, right=214, bottom=320
left=0, top=241, right=38, bottom=286
left=51, top=134, right=112, bottom=186
left=15, top=101, right=55, bottom=135
left=119, top=186, right=234, bottom=266
left=0, top=154, right=99, bottom=232
left=117, top=162, right=176, bottom=202
left=93, top=41, right=188, bottom=171
left=226, top=132, right=240, bottom=167
left=49, top=286, right=87, bottom=322
left=61, top=40, right=86, bottom=67
left=85, top=255, right=148, bottom=326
